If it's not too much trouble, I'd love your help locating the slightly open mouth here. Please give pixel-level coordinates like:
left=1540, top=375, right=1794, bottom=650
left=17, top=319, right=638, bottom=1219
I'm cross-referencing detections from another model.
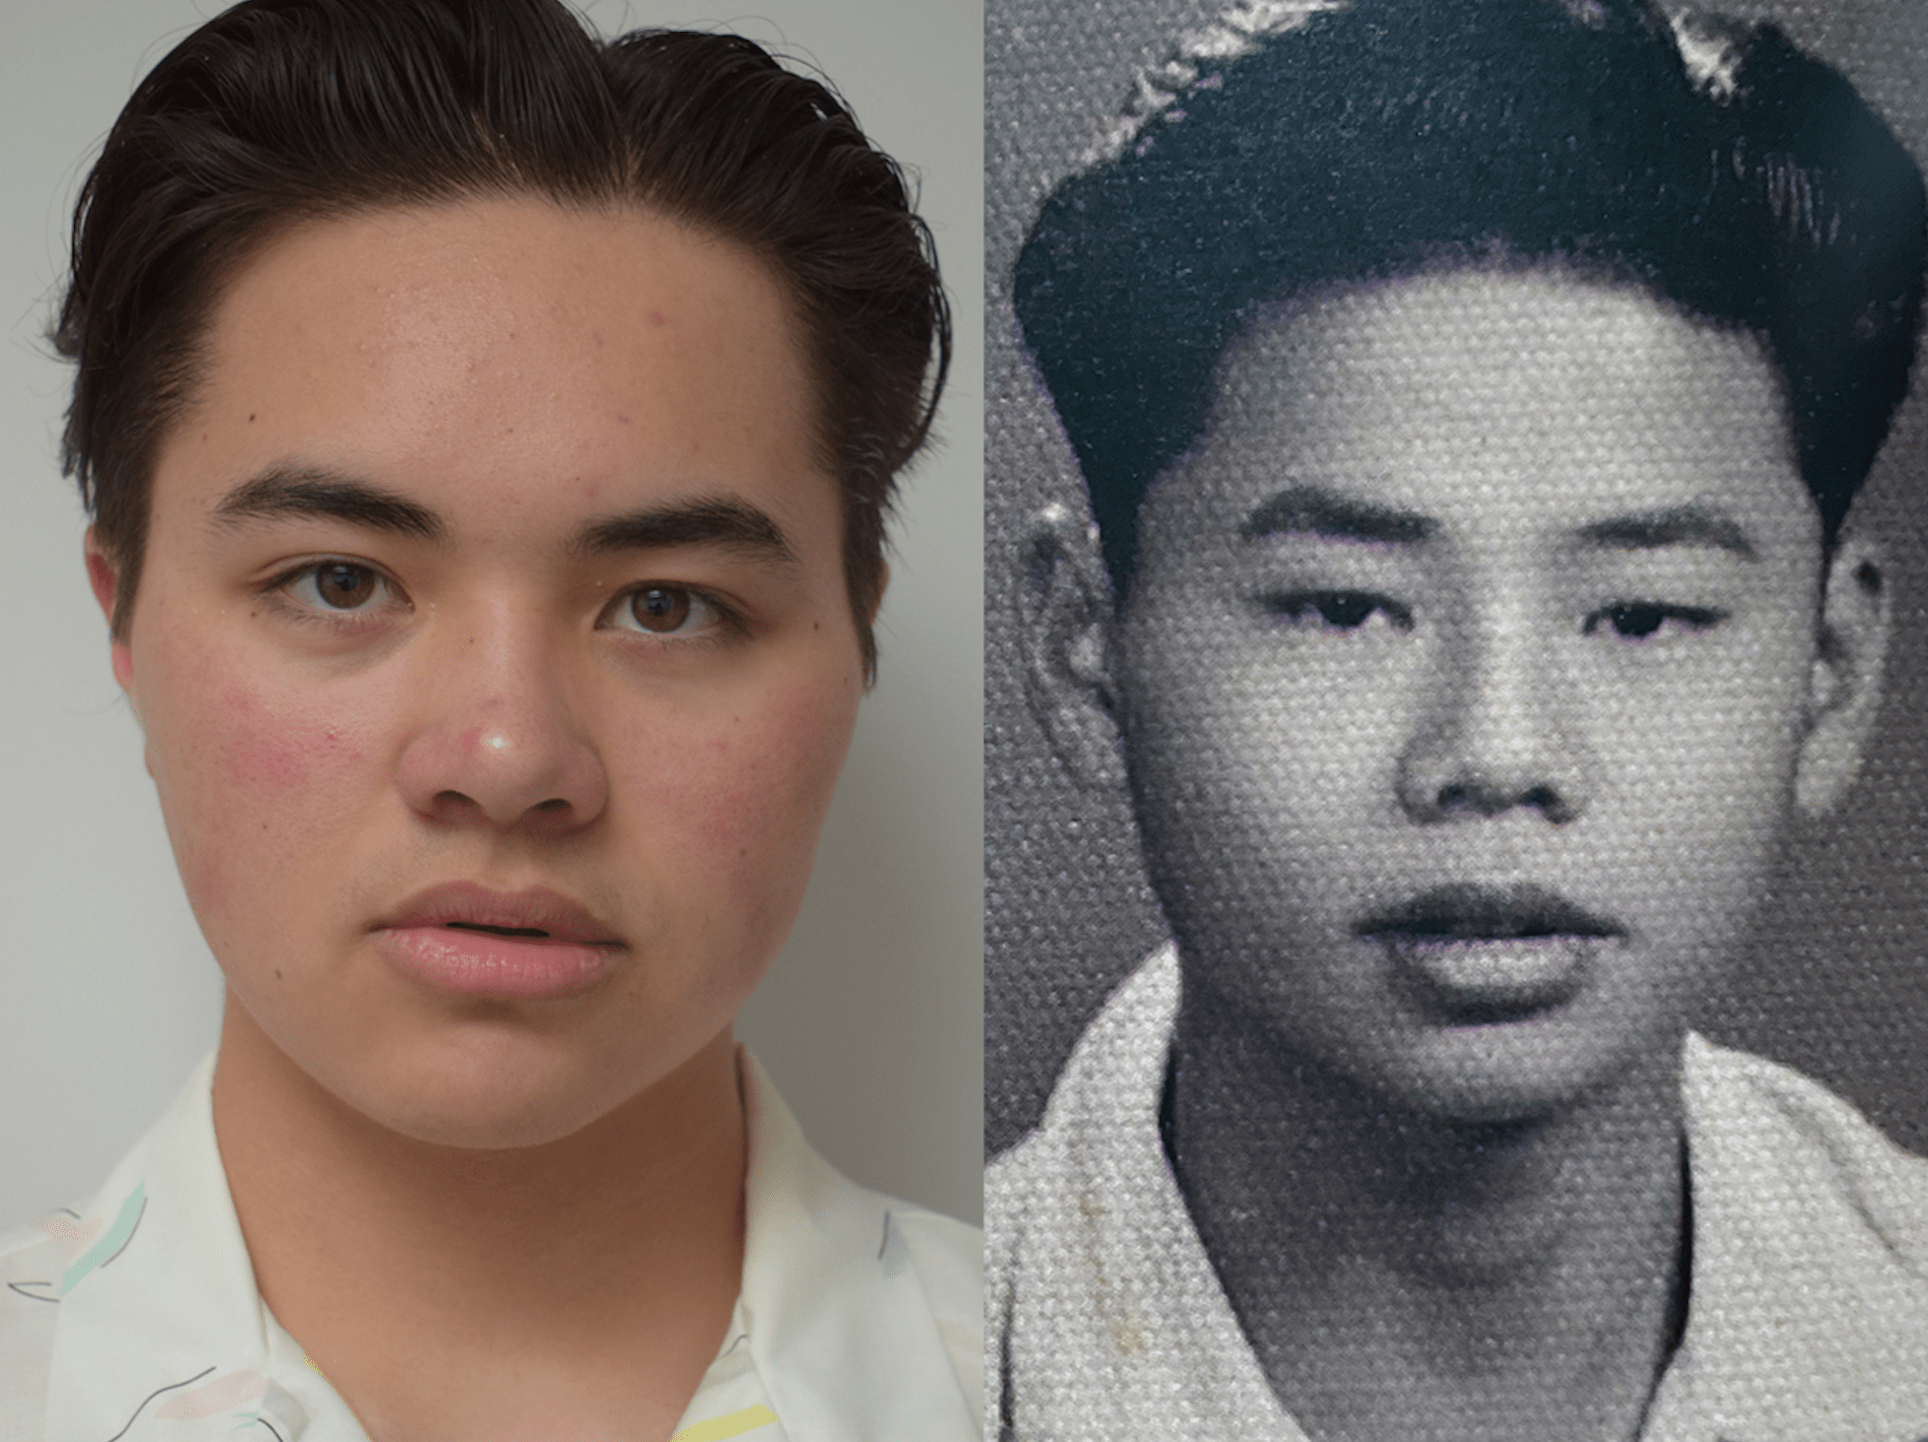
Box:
left=444, top=921, right=552, bottom=940
left=1355, top=883, right=1622, bottom=945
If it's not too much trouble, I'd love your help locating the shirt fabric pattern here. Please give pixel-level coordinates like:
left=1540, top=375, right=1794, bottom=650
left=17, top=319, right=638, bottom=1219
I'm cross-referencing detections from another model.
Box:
left=1, top=1050, right=982, bottom=1441
left=987, top=945, right=1928, bottom=1442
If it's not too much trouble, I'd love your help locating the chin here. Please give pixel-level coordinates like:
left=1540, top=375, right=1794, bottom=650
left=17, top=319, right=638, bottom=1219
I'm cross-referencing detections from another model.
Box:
left=316, top=1030, right=663, bottom=1152
left=1356, top=1021, right=1665, bottom=1129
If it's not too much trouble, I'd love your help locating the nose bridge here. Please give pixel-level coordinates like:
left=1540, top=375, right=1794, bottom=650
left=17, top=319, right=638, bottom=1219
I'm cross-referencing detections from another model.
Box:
left=1401, top=580, right=1586, bottom=822
left=397, top=592, right=608, bottom=829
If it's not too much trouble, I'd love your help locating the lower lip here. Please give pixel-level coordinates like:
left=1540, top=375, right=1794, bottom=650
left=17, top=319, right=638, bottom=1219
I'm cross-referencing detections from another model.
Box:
left=1384, top=935, right=1606, bottom=1019
left=376, top=926, right=618, bottom=1001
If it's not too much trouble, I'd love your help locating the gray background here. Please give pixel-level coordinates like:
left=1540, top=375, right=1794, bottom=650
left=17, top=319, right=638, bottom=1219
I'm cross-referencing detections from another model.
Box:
left=986, top=0, right=1928, bottom=1158
left=1, top=0, right=983, bottom=1227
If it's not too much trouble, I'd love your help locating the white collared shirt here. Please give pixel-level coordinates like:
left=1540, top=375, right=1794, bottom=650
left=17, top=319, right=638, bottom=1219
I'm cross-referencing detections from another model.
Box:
left=987, top=946, right=1928, bottom=1441
left=1, top=1051, right=982, bottom=1441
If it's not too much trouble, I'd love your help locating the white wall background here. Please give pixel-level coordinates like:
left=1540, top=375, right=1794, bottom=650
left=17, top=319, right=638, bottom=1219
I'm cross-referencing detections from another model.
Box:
left=0, top=0, right=983, bottom=1226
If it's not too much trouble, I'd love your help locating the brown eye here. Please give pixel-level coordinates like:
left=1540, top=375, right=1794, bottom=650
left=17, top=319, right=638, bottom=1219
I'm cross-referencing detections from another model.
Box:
left=603, top=584, right=727, bottom=639
left=315, top=562, right=380, bottom=609
left=282, top=560, right=397, bottom=614
left=629, top=586, right=692, bottom=632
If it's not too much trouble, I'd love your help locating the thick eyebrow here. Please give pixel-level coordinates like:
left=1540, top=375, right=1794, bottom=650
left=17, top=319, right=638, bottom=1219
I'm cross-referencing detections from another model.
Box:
left=1575, top=505, right=1759, bottom=561
left=1242, top=485, right=1438, bottom=546
left=572, top=498, right=797, bottom=568
left=211, top=466, right=447, bottom=543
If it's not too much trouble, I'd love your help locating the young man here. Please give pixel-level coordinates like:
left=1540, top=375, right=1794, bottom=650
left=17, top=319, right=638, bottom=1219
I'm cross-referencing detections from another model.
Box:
left=0, top=3, right=980, bottom=1439
left=989, top=0, right=1928, bottom=1437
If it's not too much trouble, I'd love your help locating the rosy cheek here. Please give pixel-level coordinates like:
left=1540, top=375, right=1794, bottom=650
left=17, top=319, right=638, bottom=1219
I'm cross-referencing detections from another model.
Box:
left=159, top=677, right=371, bottom=913
left=621, top=682, right=854, bottom=878
left=192, top=681, right=365, bottom=794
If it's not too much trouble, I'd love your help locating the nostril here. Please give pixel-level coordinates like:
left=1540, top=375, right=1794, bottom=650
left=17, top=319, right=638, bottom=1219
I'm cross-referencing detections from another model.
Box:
left=1520, top=785, right=1573, bottom=823
left=533, top=797, right=570, bottom=814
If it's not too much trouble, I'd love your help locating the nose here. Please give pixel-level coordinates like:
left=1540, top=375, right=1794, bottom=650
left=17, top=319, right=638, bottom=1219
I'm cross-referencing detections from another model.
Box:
left=395, top=606, right=609, bottom=833
left=1396, top=606, right=1593, bottom=825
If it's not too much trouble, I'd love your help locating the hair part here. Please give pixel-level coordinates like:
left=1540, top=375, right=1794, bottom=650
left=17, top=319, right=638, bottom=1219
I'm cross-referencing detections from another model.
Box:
left=57, top=0, right=949, bottom=679
left=1014, top=0, right=1926, bottom=597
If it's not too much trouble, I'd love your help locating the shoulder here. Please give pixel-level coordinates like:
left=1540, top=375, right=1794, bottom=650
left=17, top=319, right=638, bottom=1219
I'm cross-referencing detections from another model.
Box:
left=988, top=946, right=1178, bottom=1246
left=0, top=1212, right=74, bottom=1440
left=738, top=1052, right=984, bottom=1438
left=1686, top=1033, right=1928, bottom=1267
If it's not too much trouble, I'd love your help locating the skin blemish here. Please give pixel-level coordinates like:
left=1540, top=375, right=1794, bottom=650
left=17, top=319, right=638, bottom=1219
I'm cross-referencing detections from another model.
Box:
left=648, top=309, right=668, bottom=326
left=593, top=330, right=605, bottom=347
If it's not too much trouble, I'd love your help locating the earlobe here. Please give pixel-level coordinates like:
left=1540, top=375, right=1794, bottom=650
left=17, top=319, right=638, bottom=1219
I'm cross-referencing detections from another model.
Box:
left=1794, top=536, right=1890, bottom=818
left=1019, top=504, right=1128, bottom=789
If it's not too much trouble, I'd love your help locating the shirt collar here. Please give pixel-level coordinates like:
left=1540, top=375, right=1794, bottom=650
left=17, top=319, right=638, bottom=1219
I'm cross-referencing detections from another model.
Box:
left=1024, top=945, right=1928, bottom=1442
left=44, top=1048, right=970, bottom=1442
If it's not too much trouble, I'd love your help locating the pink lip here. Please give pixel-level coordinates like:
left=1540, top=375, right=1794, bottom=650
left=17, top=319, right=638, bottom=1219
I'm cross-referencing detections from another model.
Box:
left=372, top=882, right=623, bottom=1001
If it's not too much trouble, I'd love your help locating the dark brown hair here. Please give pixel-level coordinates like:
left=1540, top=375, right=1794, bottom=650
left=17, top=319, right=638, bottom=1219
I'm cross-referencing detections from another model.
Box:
left=56, top=0, right=948, bottom=676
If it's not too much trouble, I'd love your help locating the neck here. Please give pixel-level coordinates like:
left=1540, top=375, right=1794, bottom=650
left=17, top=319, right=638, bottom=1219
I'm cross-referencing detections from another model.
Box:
left=211, top=993, right=746, bottom=1439
left=1169, top=980, right=1687, bottom=1442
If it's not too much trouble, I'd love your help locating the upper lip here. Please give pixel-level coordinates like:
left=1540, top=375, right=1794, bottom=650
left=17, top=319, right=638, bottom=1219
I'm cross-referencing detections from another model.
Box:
left=374, top=881, right=624, bottom=947
left=1354, top=883, right=1624, bottom=943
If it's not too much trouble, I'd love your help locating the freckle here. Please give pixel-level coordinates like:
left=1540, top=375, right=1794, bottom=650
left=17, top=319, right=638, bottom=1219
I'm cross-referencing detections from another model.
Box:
left=275, top=969, right=283, bottom=982
left=248, top=413, right=257, bottom=423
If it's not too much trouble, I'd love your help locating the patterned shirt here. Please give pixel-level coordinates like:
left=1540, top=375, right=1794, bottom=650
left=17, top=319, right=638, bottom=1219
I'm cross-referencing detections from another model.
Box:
left=2, top=1050, right=981, bottom=1441
left=988, top=946, right=1928, bottom=1441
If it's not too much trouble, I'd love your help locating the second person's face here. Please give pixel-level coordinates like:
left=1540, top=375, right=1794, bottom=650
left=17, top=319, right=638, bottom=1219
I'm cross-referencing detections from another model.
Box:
left=1117, top=268, right=1826, bottom=1122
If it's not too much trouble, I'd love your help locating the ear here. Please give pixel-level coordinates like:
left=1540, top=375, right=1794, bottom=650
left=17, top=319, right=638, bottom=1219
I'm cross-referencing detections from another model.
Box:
left=1794, top=534, right=1890, bottom=818
left=1019, top=504, right=1127, bottom=788
left=83, top=528, right=136, bottom=698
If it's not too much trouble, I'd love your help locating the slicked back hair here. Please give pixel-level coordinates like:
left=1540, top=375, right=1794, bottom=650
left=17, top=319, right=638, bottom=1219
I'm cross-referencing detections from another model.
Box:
left=57, top=0, right=949, bottom=678
left=1014, top=0, right=1926, bottom=597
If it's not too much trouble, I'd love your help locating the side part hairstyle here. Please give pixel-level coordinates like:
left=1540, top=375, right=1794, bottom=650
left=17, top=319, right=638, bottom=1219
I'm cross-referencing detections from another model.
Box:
left=57, top=0, right=949, bottom=678
left=1014, top=0, right=1927, bottom=596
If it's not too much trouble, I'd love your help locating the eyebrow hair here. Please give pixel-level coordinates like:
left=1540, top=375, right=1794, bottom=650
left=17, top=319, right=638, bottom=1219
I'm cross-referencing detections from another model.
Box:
left=1241, top=485, right=1438, bottom=546
left=211, top=466, right=446, bottom=542
left=572, top=498, right=797, bottom=567
left=1576, top=505, right=1759, bottom=560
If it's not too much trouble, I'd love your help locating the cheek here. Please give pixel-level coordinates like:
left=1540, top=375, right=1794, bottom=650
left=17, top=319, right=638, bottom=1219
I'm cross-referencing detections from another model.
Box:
left=609, top=675, right=857, bottom=907
left=141, top=647, right=374, bottom=924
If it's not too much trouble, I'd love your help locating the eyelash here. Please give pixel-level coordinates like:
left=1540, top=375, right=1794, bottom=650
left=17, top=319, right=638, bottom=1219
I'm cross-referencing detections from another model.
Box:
left=1257, top=591, right=1728, bottom=642
left=596, top=583, right=744, bottom=645
left=257, top=562, right=743, bottom=647
left=1260, top=590, right=1414, bottom=632
left=261, top=559, right=408, bottom=626
left=1581, top=602, right=1728, bottom=641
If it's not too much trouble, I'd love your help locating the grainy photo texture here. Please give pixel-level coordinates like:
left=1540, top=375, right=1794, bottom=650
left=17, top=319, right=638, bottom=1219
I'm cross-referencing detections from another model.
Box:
left=985, top=0, right=1928, bottom=1436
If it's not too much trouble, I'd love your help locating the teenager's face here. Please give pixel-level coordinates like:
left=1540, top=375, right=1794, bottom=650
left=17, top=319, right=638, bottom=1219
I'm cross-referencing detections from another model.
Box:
left=1116, top=270, right=1830, bottom=1122
left=100, top=199, right=865, bottom=1148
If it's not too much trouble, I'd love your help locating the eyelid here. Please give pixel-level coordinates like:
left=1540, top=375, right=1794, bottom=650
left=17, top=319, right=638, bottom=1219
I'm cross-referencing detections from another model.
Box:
left=596, top=581, right=743, bottom=641
left=1257, top=588, right=1415, bottom=632
left=261, top=556, right=410, bottom=621
left=1581, top=601, right=1729, bottom=639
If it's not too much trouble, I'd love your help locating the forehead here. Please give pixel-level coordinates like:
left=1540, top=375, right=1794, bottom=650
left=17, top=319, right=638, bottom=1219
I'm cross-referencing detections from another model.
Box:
left=164, top=198, right=827, bottom=535
left=1146, top=268, right=1816, bottom=552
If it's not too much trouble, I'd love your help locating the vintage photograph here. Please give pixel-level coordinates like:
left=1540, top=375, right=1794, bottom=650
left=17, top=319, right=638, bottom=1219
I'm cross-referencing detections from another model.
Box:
left=987, top=0, right=1928, bottom=1435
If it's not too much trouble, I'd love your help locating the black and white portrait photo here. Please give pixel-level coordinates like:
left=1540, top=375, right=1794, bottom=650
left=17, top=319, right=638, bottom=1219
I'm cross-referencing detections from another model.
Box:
left=985, top=0, right=1928, bottom=1436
